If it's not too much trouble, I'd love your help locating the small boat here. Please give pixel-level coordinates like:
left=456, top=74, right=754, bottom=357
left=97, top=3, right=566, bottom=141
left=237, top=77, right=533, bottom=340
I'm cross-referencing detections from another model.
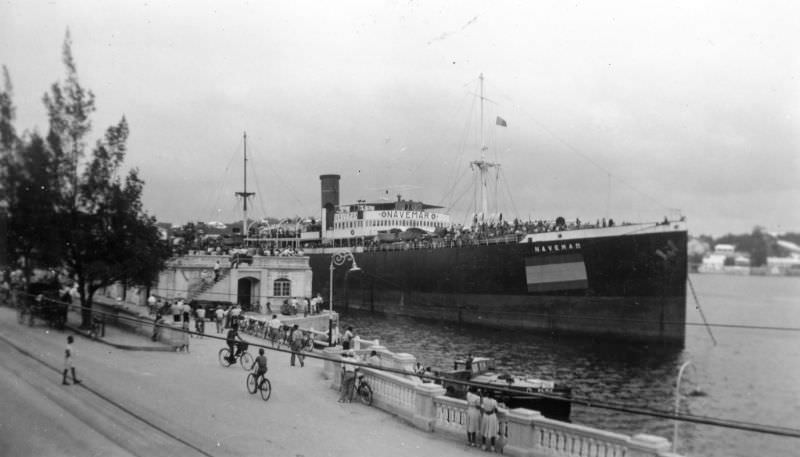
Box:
left=436, top=356, right=572, bottom=421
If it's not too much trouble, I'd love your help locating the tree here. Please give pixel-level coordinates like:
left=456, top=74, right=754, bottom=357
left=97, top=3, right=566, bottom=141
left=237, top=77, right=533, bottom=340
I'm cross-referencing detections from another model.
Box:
left=66, top=119, right=171, bottom=323
left=4, top=134, right=64, bottom=280
left=0, top=66, right=17, bottom=269
left=3, top=30, right=171, bottom=327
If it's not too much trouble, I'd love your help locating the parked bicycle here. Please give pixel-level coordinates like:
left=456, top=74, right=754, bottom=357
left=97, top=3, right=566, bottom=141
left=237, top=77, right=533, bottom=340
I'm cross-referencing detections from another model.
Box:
left=353, top=369, right=373, bottom=405
left=246, top=370, right=272, bottom=401
left=218, top=342, right=254, bottom=369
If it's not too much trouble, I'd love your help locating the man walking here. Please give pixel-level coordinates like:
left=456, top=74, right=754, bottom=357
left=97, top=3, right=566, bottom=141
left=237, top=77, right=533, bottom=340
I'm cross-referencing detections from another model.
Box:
left=62, top=336, right=81, bottom=385
left=215, top=306, right=224, bottom=334
left=195, top=306, right=206, bottom=338
left=289, top=324, right=305, bottom=367
left=267, top=314, right=282, bottom=347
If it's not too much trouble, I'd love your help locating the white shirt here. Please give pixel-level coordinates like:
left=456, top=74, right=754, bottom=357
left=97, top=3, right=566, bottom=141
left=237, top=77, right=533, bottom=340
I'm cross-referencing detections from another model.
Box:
left=268, top=318, right=282, bottom=330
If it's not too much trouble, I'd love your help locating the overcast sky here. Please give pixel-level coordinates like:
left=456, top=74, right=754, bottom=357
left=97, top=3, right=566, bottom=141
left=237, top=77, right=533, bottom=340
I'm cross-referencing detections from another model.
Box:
left=2, top=0, right=798, bottom=237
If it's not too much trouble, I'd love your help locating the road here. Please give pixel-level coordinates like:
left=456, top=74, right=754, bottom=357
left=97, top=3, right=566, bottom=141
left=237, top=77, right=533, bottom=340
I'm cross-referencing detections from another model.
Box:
left=0, top=307, right=468, bottom=457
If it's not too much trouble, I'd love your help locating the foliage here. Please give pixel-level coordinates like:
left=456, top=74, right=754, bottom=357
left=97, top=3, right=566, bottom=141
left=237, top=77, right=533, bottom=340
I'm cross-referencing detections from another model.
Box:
left=2, top=31, right=171, bottom=327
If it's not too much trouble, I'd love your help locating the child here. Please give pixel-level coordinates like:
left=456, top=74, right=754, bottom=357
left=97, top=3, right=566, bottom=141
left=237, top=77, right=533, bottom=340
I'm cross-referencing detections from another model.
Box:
left=63, top=336, right=81, bottom=385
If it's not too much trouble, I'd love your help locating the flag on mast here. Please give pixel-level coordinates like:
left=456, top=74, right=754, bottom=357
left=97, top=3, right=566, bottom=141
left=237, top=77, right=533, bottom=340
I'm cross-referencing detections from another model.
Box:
left=496, top=116, right=507, bottom=127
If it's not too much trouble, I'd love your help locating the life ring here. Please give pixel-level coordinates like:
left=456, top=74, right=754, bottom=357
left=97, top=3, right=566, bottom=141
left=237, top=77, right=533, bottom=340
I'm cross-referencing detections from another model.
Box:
left=350, top=229, right=355, bottom=235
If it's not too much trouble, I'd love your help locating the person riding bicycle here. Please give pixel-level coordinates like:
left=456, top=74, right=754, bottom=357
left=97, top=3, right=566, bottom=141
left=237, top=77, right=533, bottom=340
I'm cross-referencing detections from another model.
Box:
left=226, top=324, right=245, bottom=364
left=250, top=348, right=268, bottom=384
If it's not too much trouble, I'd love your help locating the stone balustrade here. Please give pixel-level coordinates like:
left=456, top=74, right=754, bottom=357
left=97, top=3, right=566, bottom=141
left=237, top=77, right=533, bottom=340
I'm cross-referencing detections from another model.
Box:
left=322, top=346, right=682, bottom=457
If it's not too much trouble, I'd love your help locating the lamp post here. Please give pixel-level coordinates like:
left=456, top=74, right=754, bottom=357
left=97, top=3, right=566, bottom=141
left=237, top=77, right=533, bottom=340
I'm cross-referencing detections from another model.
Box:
left=328, top=251, right=360, bottom=347
left=673, top=360, right=693, bottom=453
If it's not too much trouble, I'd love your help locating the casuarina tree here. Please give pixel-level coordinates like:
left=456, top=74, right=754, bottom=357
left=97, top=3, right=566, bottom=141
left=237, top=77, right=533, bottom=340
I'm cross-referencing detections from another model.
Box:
left=4, top=30, right=171, bottom=327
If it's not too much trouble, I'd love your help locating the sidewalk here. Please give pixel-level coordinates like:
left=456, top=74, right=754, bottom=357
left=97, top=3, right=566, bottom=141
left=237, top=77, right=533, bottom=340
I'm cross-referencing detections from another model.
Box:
left=0, top=306, right=474, bottom=457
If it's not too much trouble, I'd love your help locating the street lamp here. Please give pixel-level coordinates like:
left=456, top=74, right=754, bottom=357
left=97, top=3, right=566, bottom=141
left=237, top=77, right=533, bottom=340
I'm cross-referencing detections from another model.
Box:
left=328, top=251, right=361, bottom=347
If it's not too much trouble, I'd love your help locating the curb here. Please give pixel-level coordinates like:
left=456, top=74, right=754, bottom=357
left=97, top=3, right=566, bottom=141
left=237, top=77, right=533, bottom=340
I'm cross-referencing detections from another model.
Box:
left=64, top=324, right=181, bottom=352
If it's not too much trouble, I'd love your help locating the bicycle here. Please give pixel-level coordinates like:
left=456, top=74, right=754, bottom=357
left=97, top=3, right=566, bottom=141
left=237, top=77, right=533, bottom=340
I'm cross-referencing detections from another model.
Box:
left=246, top=370, right=272, bottom=401
left=218, top=342, right=254, bottom=370
left=353, top=369, right=373, bottom=405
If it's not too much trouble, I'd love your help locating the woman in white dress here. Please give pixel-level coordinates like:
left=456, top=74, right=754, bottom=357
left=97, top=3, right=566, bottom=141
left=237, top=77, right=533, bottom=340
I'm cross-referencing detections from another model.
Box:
left=481, top=391, right=499, bottom=452
left=465, top=387, right=482, bottom=447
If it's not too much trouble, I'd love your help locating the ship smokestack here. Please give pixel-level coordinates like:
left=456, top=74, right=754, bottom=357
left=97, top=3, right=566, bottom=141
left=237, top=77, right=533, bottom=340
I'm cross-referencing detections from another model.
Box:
left=320, top=174, right=340, bottom=231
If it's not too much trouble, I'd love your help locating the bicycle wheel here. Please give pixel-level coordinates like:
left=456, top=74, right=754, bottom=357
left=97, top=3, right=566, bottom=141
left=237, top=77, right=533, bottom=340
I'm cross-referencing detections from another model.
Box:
left=218, top=348, right=233, bottom=367
left=246, top=373, right=257, bottom=394
left=239, top=351, right=254, bottom=370
left=357, top=382, right=373, bottom=406
left=259, top=378, right=272, bottom=401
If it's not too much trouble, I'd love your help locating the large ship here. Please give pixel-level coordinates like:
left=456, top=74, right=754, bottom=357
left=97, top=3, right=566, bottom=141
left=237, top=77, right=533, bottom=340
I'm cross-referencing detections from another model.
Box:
left=288, top=75, right=688, bottom=345
left=249, top=75, right=688, bottom=345
left=296, top=174, right=687, bottom=345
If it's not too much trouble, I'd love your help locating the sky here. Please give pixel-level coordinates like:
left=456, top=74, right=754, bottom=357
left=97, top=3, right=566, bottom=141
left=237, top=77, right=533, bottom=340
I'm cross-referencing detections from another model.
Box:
left=2, top=0, right=798, bottom=237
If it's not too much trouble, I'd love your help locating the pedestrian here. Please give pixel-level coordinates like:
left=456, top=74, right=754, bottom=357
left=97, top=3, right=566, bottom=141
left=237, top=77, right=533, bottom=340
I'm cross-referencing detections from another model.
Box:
left=481, top=391, right=500, bottom=452
left=170, top=300, right=181, bottom=323
left=215, top=306, right=224, bottom=334
left=267, top=314, right=282, bottom=347
left=312, top=293, right=323, bottom=314
left=338, top=350, right=357, bottom=402
left=62, top=335, right=81, bottom=385
left=213, top=260, right=221, bottom=282
left=195, top=306, right=206, bottom=338
left=290, top=324, right=305, bottom=367
left=182, top=302, right=191, bottom=334
left=342, top=326, right=355, bottom=350
left=231, top=303, right=242, bottom=328
left=152, top=313, right=164, bottom=341
left=147, top=294, right=157, bottom=315
left=367, top=350, right=381, bottom=367
left=466, top=386, right=482, bottom=447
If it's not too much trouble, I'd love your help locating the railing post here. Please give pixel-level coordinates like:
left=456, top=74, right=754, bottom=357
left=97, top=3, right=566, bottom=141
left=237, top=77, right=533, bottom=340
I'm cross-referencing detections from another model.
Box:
left=387, top=352, right=417, bottom=374
left=502, top=408, right=543, bottom=457
left=412, top=383, right=446, bottom=432
left=627, top=434, right=671, bottom=457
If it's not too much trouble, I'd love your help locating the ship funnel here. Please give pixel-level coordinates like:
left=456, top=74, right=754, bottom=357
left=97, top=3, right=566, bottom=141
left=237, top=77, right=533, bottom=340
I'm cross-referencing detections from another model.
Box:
left=320, top=174, right=340, bottom=231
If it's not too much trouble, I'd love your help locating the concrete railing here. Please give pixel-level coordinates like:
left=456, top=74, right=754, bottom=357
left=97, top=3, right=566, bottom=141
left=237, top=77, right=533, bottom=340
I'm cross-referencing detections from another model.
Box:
left=322, top=346, right=682, bottom=457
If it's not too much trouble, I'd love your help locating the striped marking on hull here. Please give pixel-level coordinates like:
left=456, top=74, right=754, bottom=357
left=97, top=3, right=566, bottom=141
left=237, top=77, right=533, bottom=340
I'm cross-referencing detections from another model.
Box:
left=525, top=253, right=588, bottom=293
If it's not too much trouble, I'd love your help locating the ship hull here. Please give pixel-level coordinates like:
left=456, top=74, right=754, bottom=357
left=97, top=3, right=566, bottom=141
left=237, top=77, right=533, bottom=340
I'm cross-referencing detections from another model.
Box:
left=310, top=226, right=687, bottom=345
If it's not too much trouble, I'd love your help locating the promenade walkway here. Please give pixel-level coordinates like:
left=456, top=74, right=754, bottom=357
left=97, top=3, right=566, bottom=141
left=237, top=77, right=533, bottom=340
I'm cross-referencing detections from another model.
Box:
left=0, top=305, right=472, bottom=456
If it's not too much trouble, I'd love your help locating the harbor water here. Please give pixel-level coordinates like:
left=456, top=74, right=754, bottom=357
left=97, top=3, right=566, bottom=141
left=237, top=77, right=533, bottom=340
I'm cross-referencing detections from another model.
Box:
left=339, top=273, right=800, bottom=457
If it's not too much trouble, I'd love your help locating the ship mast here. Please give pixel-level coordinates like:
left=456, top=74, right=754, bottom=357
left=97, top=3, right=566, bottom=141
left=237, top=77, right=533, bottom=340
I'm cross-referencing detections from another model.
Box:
left=235, top=131, right=255, bottom=240
left=470, top=73, right=499, bottom=222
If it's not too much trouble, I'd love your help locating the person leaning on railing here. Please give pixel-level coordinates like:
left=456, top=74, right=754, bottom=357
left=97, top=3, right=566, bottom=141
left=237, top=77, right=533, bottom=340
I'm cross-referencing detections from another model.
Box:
left=338, top=351, right=357, bottom=403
